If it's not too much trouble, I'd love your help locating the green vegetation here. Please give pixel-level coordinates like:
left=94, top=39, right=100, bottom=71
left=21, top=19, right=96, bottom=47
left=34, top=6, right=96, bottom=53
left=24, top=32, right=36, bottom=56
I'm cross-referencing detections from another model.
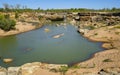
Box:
left=86, top=26, right=96, bottom=30
left=15, top=11, right=19, bottom=19
left=0, top=3, right=120, bottom=13
left=70, top=65, right=80, bottom=69
left=0, top=14, right=16, bottom=31
left=103, top=59, right=113, bottom=62
left=59, top=66, right=69, bottom=75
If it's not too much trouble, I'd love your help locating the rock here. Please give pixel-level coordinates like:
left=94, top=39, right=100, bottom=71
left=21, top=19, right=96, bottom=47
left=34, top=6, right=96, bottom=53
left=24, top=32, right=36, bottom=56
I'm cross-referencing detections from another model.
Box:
left=53, top=33, right=64, bottom=39
left=21, top=62, right=40, bottom=75
left=3, top=58, right=13, bottom=63
left=44, top=28, right=50, bottom=32
left=0, top=66, right=7, bottom=75
left=45, top=15, right=64, bottom=21
left=77, top=29, right=89, bottom=35
left=8, top=67, right=21, bottom=75
left=0, top=72, right=7, bottom=75
left=102, top=43, right=113, bottom=49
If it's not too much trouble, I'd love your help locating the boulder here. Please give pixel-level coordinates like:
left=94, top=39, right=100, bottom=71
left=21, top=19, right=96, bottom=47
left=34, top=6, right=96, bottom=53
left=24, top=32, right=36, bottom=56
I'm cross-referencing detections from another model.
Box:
left=44, top=28, right=50, bottom=32
left=8, top=67, right=21, bottom=75
left=0, top=66, right=7, bottom=75
left=53, top=33, right=64, bottom=39
left=3, top=58, right=13, bottom=63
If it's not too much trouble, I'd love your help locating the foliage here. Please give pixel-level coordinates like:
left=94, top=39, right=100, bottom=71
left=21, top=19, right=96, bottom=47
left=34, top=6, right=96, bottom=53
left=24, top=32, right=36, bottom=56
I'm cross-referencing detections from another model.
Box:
left=0, top=14, right=16, bottom=31
left=4, top=14, right=10, bottom=19
left=15, top=11, right=19, bottom=19
left=38, top=16, right=44, bottom=20
left=70, top=65, right=80, bottom=69
left=0, top=4, right=120, bottom=13
left=59, top=66, right=69, bottom=75
left=87, top=25, right=96, bottom=30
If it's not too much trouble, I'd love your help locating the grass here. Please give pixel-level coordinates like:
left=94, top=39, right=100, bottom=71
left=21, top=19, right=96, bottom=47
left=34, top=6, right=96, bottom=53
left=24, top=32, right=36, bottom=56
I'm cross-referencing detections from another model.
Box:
left=70, top=65, right=80, bottom=69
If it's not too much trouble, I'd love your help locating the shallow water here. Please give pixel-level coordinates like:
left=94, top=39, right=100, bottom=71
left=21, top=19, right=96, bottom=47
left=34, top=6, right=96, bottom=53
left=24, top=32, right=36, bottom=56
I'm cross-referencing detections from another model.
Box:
left=0, top=23, right=104, bottom=67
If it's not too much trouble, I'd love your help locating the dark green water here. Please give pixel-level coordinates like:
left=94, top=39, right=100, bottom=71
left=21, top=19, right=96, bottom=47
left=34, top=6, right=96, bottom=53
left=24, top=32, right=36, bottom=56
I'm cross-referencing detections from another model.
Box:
left=0, top=23, right=104, bottom=67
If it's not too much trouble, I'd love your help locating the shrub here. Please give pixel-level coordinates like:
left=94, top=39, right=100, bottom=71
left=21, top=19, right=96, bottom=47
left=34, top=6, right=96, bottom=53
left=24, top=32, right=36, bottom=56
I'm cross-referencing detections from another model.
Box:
left=38, top=16, right=43, bottom=20
left=0, top=15, right=4, bottom=20
left=15, top=12, right=19, bottom=19
left=70, top=65, right=80, bottom=69
left=89, top=25, right=95, bottom=30
left=4, top=14, right=10, bottom=19
left=59, top=66, right=69, bottom=75
left=0, top=14, right=16, bottom=31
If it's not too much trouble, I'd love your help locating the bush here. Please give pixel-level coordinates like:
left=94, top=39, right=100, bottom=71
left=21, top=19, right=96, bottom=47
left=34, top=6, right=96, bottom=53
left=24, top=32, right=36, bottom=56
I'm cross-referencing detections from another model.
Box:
left=4, top=14, right=10, bottom=19
left=59, top=66, right=69, bottom=75
left=0, top=14, right=16, bottom=31
left=15, top=12, right=19, bottom=19
left=70, top=65, right=80, bottom=69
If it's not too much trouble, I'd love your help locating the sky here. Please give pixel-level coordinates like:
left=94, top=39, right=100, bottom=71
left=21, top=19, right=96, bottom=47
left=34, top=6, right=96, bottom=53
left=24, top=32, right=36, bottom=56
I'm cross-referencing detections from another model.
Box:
left=0, top=0, right=120, bottom=9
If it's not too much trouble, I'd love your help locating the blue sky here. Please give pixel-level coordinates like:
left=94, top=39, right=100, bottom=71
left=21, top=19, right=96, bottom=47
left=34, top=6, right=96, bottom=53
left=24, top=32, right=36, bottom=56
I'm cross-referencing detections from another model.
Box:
left=0, top=0, right=120, bottom=9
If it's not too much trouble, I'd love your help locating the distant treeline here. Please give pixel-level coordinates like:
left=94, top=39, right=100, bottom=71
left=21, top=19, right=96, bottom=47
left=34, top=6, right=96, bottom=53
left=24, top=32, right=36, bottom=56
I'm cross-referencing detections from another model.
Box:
left=0, top=3, right=120, bottom=13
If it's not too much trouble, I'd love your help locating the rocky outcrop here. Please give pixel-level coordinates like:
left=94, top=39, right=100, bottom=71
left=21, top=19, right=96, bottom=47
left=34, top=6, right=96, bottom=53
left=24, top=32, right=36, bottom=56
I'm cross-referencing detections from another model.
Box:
left=40, top=14, right=64, bottom=21
left=0, top=62, right=67, bottom=75
left=0, top=67, right=7, bottom=75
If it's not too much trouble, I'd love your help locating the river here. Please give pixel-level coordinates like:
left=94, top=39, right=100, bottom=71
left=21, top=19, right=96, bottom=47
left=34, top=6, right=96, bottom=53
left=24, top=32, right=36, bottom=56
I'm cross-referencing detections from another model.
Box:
left=0, top=22, right=104, bottom=67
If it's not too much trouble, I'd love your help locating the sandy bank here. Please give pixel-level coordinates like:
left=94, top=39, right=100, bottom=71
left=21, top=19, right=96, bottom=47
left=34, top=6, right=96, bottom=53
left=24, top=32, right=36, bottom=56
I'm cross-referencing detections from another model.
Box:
left=0, top=22, right=42, bottom=37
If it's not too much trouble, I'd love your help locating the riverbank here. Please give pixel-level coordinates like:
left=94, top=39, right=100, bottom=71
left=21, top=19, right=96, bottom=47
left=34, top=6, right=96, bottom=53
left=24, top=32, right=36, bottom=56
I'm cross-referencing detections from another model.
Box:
left=66, top=24, right=120, bottom=75
left=0, top=21, right=42, bottom=37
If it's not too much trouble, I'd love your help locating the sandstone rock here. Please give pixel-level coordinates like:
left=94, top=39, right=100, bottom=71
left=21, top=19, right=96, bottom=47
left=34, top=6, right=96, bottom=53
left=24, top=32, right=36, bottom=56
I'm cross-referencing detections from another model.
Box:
left=0, top=72, right=7, bottom=75
left=53, top=33, right=64, bottom=39
left=44, top=28, right=50, bottom=32
left=78, top=29, right=89, bottom=35
left=8, top=67, right=21, bottom=75
left=0, top=66, right=7, bottom=75
left=21, top=62, right=40, bottom=75
left=3, top=58, right=13, bottom=63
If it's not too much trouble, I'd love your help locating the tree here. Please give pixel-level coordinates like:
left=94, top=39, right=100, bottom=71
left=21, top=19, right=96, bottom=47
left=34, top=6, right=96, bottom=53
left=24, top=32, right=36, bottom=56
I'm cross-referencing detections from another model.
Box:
left=3, top=3, right=9, bottom=11
left=16, top=4, right=21, bottom=9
